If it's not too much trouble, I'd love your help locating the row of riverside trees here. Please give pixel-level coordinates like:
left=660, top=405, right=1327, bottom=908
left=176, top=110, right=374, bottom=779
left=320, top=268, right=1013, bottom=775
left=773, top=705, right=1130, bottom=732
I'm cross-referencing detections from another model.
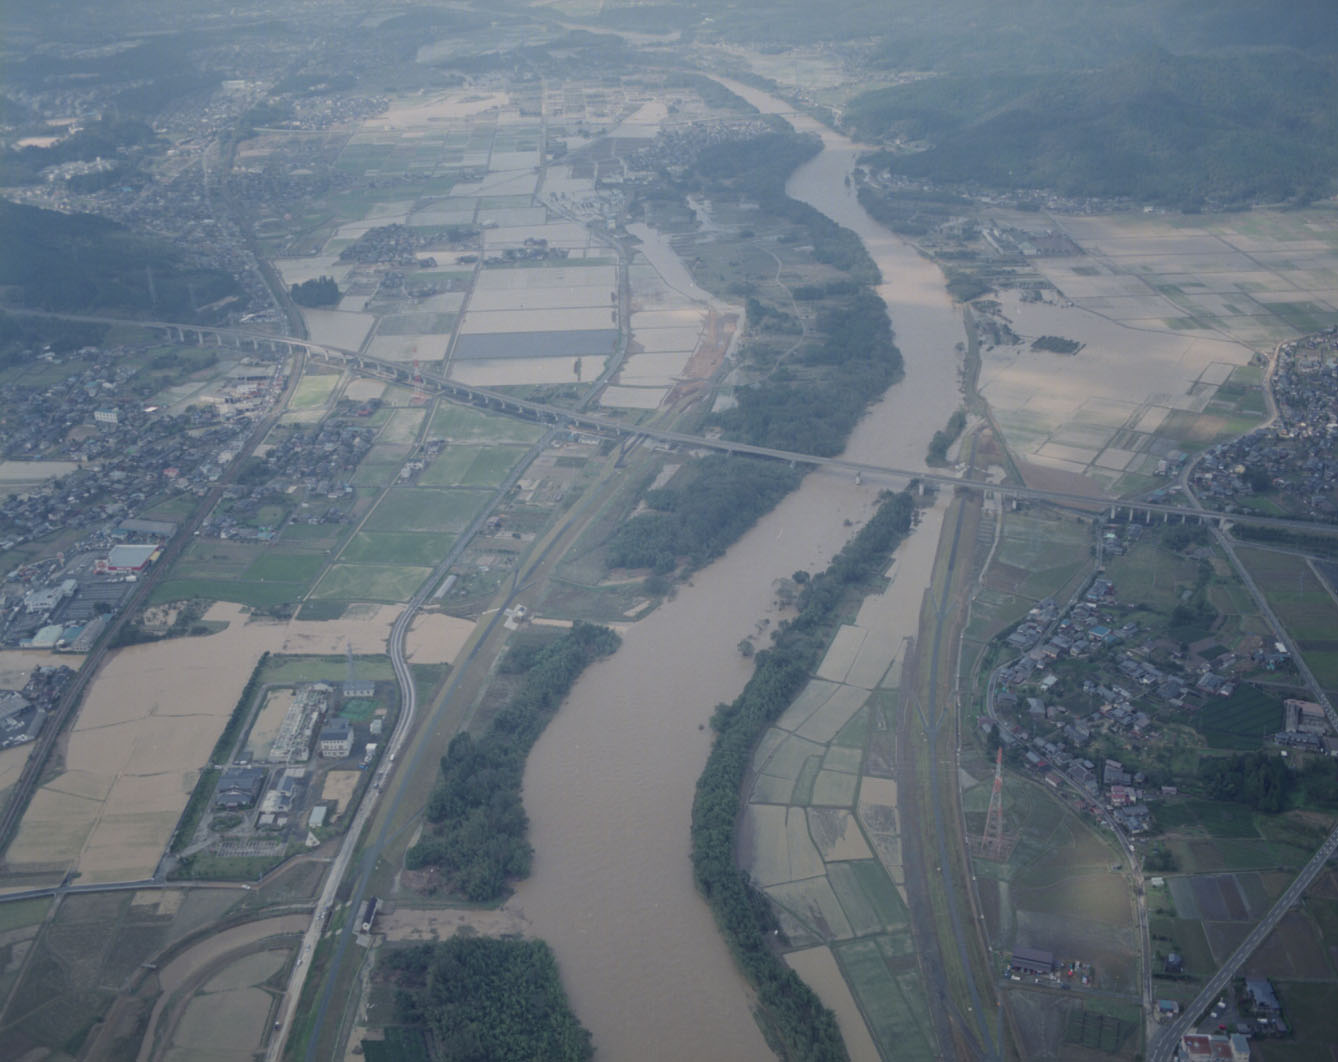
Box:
left=692, top=489, right=917, bottom=1061
left=405, top=623, right=620, bottom=901
left=605, top=455, right=799, bottom=573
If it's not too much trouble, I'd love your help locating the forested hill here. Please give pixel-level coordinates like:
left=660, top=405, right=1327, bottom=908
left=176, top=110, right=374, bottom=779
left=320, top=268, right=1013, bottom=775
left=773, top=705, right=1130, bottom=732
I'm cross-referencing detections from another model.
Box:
left=0, top=199, right=239, bottom=321
left=585, top=0, right=1338, bottom=206
left=850, top=50, right=1338, bottom=207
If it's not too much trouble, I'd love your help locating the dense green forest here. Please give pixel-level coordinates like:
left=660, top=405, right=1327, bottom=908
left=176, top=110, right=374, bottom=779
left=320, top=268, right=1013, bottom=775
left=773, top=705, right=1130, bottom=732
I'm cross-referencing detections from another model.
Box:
left=926, top=409, right=966, bottom=465
left=374, top=937, right=593, bottom=1062
left=0, top=311, right=107, bottom=364
left=715, top=291, right=902, bottom=455
left=851, top=50, right=1338, bottom=206
left=592, top=0, right=1338, bottom=62
left=692, top=489, right=917, bottom=1061
left=606, top=456, right=799, bottom=573
left=0, top=200, right=239, bottom=321
left=291, top=276, right=340, bottom=308
left=406, top=623, right=620, bottom=900
left=1200, top=750, right=1338, bottom=813
left=0, top=116, right=158, bottom=186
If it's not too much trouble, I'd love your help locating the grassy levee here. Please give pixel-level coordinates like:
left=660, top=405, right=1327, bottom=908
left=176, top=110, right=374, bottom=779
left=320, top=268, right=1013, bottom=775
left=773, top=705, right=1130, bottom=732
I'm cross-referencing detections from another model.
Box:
left=899, top=493, right=1007, bottom=1058
left=692, top=489, right=915, bottom=1062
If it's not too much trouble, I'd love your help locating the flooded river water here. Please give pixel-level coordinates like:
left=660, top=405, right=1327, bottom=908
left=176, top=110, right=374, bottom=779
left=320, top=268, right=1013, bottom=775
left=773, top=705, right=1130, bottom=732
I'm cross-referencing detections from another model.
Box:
left=511, top=79, right=965, bottom=1059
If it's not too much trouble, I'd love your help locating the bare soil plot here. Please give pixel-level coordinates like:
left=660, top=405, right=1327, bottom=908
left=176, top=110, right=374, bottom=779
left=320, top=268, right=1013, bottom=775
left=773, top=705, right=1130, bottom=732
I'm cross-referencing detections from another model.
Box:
left=319, top=770, right=360, bottom=814
left=365, top=334, right=451, bottom=362
left=244, top=688, right=294, bottom=761
left=452, top=355, right=603, bottom=386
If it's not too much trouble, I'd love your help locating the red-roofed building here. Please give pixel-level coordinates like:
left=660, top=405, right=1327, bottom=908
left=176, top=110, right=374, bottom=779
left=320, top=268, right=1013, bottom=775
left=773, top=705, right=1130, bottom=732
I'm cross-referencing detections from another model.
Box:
left=1180, top=1032, right=1249, bottom=1061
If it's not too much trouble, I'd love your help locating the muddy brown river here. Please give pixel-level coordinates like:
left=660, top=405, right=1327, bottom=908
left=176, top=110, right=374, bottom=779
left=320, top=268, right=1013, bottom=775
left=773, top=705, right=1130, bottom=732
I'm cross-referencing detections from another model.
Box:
left=511, top=79, right=965, bottom=1059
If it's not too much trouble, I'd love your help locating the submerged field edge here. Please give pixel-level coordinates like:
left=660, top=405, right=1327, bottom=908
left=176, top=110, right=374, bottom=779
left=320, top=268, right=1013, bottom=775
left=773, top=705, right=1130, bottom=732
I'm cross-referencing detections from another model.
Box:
left=692, top=488, right=917, bottom=1062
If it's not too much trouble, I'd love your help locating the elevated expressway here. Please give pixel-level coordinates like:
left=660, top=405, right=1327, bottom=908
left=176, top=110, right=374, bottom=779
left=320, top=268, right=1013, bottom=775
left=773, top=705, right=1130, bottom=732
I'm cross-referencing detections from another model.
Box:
left=66, top=311, right=1338, bottom=540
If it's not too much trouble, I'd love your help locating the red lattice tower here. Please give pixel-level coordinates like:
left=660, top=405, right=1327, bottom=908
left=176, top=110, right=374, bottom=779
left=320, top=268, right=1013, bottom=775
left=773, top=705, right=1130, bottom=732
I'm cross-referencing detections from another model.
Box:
left=981, top=747, right=1006, bottom=860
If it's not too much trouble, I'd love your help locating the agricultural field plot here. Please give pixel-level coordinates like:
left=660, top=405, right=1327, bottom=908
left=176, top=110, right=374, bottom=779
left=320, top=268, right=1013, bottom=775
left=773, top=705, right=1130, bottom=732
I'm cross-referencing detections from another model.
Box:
left=0, top=888, right=243, bottom=1058
left=428, top=403, right=546, bottom=444
left=739, top=536, right=945, bottom=1059
left=363, top=486, right=490, bottom=533
left=290, top=371, right=342, bottom=411
left=1101, top=539, right=1205, bottom=613
left=163, top=949, right=288, bottom=1062
left=152, top=541, right=327, bottom=609
left=310, top=563, right=432, bottom=603
left=969, top=779, right=1141, bottom=993
left=984, top=510, right=1092, bottom=604
left=1045, top=209, right=1338, bottom=344
left=339, top=531, right=456, bottom=567
left=968, top=208, right=1338, bottom=491
left=1235, top=547, right=1338, bottom=697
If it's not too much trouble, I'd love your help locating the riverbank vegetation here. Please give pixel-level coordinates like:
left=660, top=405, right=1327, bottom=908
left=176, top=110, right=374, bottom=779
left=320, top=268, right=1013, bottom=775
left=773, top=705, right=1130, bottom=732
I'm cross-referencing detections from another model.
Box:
left=716, top=291, right=902, bottom=456
left=606, top=456, right=799, bottom=574
left=406, top=623, right=620, bottom=900
left=372, top=937, right=592, bottom=1062
left=692, top=488, right=917, bottom=1061
left=927, top=409, right=967, bottom=465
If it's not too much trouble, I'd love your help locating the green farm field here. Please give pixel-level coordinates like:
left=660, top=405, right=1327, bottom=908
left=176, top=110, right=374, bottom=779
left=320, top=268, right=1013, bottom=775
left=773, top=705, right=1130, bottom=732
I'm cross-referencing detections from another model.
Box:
left=150, top=577, right=303, bottom=608
left=364, top=487, right=489, bottom=533
left=311, top=563, right=431, bottom=602
left=242, top=550, right=328, bottom=585
left=259, top=654, right=395, bottom=685
left=428, top=403, right=545, bottom=444
left=292, top=372, right=341, bottom=411
left=1236, top=547, right=1338, bottom=693
left=339, top=531, right=456, bottom=566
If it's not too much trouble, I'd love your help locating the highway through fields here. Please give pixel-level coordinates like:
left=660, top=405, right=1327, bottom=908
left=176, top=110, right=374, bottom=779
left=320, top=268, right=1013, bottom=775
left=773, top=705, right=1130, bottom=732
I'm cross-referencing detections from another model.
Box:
left=1147, top=820, right=1338, bottom=1062
left=265, top=425, right=560, bottom=1061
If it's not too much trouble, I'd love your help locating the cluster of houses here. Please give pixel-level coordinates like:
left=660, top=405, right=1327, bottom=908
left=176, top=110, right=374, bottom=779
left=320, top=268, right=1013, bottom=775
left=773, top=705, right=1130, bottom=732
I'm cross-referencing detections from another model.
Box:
left=0, top=351, right=260, bottom=553
left=1189, top=327, right=1338, bottom=520
left=198, top=421, right=374, bottom=540
left=987, top=531, right=1316, bottom=831
left=337, top=222, right=471, bottom=266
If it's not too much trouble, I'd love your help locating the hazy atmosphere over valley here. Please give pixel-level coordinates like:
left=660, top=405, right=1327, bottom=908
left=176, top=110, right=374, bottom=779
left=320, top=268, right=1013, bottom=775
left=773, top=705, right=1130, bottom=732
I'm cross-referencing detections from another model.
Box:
left=2, top=2, right=1338, bottom=1060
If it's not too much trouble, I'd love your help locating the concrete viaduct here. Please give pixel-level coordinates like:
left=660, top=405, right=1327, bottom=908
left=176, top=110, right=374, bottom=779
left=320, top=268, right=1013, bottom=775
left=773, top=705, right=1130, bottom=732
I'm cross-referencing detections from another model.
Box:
left=63, top=314, right=1338, bottom=539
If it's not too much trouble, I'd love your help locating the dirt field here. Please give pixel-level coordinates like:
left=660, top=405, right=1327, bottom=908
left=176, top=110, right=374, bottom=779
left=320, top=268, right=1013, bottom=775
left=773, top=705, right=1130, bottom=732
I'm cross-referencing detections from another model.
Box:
left=318, top=770, right=360, bottom=814
left=377, top=904, right=532, bottom=942
left=405, top=611, right=475, bottom=664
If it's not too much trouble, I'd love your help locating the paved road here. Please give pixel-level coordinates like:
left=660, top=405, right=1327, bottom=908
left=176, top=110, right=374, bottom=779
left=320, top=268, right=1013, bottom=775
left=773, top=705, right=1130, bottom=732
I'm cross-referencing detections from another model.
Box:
left=1147, top=821, right=1338, bottom=1061
left=265, top=427, right=558, bottom=1061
